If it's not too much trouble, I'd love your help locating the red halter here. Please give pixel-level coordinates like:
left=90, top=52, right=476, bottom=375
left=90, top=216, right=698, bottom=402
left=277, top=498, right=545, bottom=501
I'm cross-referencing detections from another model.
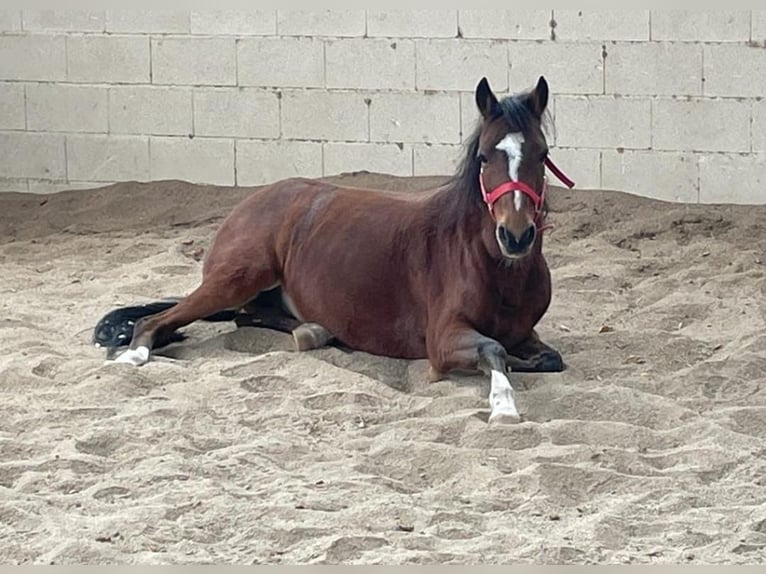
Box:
left=479, top=157, right=575, bottom=228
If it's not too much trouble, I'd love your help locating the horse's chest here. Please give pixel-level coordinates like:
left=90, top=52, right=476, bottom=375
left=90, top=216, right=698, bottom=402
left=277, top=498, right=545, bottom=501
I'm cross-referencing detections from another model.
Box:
left=490, top=302, right=544, bottom=344
left=481, top=265, right=551, bottom=345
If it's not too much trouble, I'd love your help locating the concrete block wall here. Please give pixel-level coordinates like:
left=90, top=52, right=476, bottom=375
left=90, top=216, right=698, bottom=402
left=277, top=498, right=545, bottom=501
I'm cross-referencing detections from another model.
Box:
left=0, top=9, right=765, bottom=204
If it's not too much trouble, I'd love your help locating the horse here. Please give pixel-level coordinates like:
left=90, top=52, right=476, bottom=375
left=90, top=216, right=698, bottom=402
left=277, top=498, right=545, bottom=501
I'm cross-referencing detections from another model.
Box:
left=94, top=76, right=575, bottom=422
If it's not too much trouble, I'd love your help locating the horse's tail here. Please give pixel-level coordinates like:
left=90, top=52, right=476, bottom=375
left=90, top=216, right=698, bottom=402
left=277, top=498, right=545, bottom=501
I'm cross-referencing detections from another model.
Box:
left=93, top=298, right=237, bottom=350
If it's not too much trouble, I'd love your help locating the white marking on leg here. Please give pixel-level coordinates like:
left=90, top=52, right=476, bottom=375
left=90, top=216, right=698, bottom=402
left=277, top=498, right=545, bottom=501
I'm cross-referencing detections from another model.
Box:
left=496, top=132, right=526, bottom=212
left=488, top=369, right=520, bottom=424
left=113, top=346, right=150, bottom=366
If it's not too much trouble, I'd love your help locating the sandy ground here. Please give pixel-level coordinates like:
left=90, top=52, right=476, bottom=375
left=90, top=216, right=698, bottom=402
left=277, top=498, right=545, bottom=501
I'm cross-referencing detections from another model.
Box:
left=1, top=173, right=766, bottom=564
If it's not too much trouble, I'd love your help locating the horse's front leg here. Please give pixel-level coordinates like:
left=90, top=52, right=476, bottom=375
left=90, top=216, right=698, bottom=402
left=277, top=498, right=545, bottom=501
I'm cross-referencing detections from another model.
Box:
left=428, top=325, right=521, bottom=424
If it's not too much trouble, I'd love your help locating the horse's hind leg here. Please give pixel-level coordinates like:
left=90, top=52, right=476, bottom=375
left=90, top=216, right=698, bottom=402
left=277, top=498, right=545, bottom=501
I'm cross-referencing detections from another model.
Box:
left=236, top=288, right=337, bottom=352
left=114, top=269, right=275, bottom=366
left=505, top=330, right=565, bottom=373
left=235, top=312, right=336, bottom=352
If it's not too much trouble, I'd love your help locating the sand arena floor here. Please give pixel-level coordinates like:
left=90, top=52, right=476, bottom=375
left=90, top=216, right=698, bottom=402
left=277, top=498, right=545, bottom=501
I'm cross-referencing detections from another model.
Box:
left=1, top=173, right=765, bottom=564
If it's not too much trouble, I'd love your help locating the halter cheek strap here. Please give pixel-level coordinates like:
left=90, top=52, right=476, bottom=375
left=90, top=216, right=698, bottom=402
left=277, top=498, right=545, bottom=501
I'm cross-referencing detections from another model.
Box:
left=479, top=156, right=575, bottom=229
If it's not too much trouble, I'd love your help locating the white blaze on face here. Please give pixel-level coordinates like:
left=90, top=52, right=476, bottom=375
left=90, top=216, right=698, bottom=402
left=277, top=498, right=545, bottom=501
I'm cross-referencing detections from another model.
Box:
left=495, top=132, right=526, bottom=211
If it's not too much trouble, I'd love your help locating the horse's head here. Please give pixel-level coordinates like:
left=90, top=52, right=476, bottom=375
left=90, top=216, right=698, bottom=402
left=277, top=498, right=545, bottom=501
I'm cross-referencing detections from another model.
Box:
left=474, top=76, right=550, bottom=260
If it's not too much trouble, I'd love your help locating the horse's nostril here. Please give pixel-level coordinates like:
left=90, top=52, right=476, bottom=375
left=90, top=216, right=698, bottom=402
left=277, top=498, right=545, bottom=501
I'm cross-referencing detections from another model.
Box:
left=518, top=225, right=536, bottom=250
left=498, top=225, right=509, bottom=244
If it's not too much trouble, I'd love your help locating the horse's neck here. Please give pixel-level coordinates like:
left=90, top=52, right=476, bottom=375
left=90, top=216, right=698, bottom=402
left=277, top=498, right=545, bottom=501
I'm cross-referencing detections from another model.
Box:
left=424, top=183, right=484, bottom=231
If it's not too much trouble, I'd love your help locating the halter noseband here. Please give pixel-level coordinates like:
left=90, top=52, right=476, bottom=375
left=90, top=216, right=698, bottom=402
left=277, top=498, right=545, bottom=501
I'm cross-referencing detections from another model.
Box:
left=479, top=156, right=575, bottom=227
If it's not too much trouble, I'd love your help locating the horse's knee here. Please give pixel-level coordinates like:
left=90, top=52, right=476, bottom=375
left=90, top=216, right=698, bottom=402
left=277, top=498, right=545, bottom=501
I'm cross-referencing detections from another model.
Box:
left=478, top=340, right=508, bottom=361
left=478, top=340, right=509, bottom=372
left=429, top=348, right=479, bottom=375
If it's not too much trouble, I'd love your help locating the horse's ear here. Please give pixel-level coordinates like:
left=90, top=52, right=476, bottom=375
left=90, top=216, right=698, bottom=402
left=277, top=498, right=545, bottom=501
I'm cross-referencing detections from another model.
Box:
left=475, top=77, right=499, bottom=119
left=525, top=76, right=549, bottom=118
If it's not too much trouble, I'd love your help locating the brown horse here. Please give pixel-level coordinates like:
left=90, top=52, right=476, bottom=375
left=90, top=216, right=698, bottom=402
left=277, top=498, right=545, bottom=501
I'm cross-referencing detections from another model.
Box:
left=95, top=76, right=574, bottom=422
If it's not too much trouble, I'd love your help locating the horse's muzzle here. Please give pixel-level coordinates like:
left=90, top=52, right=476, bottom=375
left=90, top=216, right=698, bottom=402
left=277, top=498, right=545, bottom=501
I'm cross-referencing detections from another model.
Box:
left=497, top=223, right=536, bottom=257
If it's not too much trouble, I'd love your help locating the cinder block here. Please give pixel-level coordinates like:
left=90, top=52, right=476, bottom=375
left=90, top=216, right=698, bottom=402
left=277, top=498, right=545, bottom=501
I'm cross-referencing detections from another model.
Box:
left=698, top=153, right=766, bottom=204
left=67, top=36, right=149, bottom=84
left=190, top=11, right=276, bottom=35
left=236, top=140, right=322, bottom=185
left=277, top=10, right=365, bottom=37
left=753, top=99, right=766, bottom=153
left=458, top=10, right=551, bottom=40
left=0, top=132, right=65, bottom=178
left=367, top=10, right=457, bottom=38
left=152, top=37, right=236, bottom=86
left=105, top=10, right=189, bottom=33
left=0, top=178, right=27, bottom=192
left=0, top=35, right=66, bottom=81
left=150, top=136, right=234, bottom=185
left=323, top=142, right=412, bottom=177
left=651, top=10, right=750, bottom=41
left=110, top=86, right=192, bottom=136
left=22, top=10, right=104, bottom=31
left=369, top=92, right=460, bottom=144
left=326, top=38, right=415, bottom=90
left=703, top=44, right=766, bottom=98
left=652, top=98, right=750, bottom=153
left=416, top=39, right=507, bottom=92
left=553, top=10, right=649, bottom=41
left=238, top=38, right=324, bottom=88
left=0, top=83, right=25, bottom=129
left=510, top=41, right=603, bottom=95
left=194, top=88, right=279, bottom=138
left=601, top=150, right=698, bottom=202
left=754, top=11, right=766, bottom=42
left=606, top=42, right=703, bottom=96
left=555, top=96, right=651, bottom=149
left=413, top=143, right=462, bottom=176
left=281, top=90, right=369, bottom=141
left=0, top=11, right=21, bottom=31
left=547, top=147, right=601, bottom=190
left=67, top=135, right=149, bottom=181
left=26, top=84, right=107, bottom=133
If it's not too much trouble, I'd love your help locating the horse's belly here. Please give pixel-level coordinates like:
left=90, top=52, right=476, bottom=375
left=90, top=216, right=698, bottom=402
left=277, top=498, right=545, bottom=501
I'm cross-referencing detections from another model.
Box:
left=282, top=280, right=427, bottom=359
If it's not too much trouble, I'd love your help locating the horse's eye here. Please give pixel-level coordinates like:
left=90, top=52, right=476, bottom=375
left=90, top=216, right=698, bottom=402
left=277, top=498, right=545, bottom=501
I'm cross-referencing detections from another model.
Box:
left=477, top=153, right=488, bottom=164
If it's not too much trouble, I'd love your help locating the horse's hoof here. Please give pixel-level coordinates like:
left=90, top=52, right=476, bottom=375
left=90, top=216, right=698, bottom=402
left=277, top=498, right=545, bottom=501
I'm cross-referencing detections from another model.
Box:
left=112, top=346, right=150, bottom=366
left=488, top=408, right=522, bottom=425
left=427, top=365, right=445, bottom=383
left=536, top=351, right=565, bottom=373
left=292, top=323, right=333, bottom=352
